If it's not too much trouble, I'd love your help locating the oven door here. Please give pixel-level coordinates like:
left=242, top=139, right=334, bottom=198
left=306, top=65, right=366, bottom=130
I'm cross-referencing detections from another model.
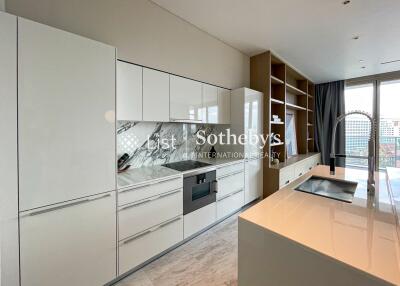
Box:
left=183, top=170, right=217, bottom=215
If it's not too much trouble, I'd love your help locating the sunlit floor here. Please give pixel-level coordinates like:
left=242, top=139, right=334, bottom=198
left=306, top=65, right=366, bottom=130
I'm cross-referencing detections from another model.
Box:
left=114, top=213, right=239, bottom=286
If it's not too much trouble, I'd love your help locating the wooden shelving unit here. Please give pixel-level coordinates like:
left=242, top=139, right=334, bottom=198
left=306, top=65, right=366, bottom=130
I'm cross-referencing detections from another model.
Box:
left=250, top=51, right=317, bottom=197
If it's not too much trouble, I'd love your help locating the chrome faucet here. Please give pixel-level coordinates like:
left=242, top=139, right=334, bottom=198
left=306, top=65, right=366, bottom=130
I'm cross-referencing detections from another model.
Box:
left=330, top=111, right=376, bottom=195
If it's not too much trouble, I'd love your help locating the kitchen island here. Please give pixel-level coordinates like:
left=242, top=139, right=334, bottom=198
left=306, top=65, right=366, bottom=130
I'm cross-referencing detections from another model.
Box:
left=238, top=165, right=400, bottom=286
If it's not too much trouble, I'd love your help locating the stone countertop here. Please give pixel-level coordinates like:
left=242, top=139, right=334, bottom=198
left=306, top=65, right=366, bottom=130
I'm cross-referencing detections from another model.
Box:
left=239, top=165, right=400, bottom=285
left=117, top=158, right=245, bottom=190
left=117, top=165, right=182, bottom=191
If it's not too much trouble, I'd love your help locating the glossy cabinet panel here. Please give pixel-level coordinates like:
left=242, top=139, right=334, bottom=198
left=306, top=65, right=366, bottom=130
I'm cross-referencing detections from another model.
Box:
left=117, top=61, right=143, bottom=121
left=202, top=84, right=218, bottom=123
left=143, top=68, right=169, bottom=122
left=20, top=192, right=117, bottom=286
left=245, top=158, right=263, bottom=204
left=244, top=89, right=263, bottom=158
left=0, top=12, right=19, bottom=286
left=170, top=75, right=202, bottom=122
left=18, top=18, right=116, bottom=211
left=218, top=88, right=231, bottom=124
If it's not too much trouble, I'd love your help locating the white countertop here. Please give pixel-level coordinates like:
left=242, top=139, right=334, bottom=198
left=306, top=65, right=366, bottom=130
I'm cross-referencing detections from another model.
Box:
left=240, top=165, right=400, bottom=285
left=117, top=157, right=244, bottom=190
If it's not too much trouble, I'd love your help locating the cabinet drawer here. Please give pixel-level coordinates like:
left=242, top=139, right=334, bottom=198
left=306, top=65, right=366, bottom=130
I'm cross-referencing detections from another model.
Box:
left=217, top=162, right=244, bottom=178
left=118, top=189, right=182, bottom=240
left=118, top=177, right=182, bottom=206
left=217, top=171, right=244, bottom=199
left=119, top=216, right=183, bottom=275
left=217, top=190, right=244, bottom=220
left=279, top=167, right=295, bottom=188
left=184, top=203, right=216, bottom=238
left=294, top=161, right=308, bottom=178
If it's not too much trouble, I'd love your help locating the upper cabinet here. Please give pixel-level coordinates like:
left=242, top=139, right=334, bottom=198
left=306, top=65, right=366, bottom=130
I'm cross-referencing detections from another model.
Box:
left=117, top=61, right=143, bottom=121
left=218, top=88, right=231, bottom=124
left=143, top=68, right=169, bottom=122
left=170, top=75, right=203, bottom=122
left=18, top=18, right=116, bottom=211
left=202, top=84, right=219, bottom=124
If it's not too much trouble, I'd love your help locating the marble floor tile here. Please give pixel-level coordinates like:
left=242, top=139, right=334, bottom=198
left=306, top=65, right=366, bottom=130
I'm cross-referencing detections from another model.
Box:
left=114, top=213, right=240, bottom=286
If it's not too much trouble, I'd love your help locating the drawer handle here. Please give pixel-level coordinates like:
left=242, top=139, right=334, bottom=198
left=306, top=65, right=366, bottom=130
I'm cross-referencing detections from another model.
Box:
left=121, top=216, right=182, bottom=245
left=217, top=188, right=244, bottom=202
left=218, top=170, right=243, bottom=180
left=119, top=177, right=181, bottom=193
left=119, top=189, right=181, bottom=211
left=25, top=193, right=112, bottom=216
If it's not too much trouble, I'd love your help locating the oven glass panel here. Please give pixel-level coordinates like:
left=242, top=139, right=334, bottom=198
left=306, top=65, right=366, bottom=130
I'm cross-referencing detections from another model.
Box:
left=192, top=183, right=211, bottom=201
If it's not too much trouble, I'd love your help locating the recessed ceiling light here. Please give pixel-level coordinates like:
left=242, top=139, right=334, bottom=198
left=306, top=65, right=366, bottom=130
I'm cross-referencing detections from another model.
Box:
left=359, top=60, right=364, bottom=63
left=361, top=66, right=366, bottom=69
left=352, top=36, right=360, bottom=40
left=381, top=59, right=400, bottom=65
left=343, top=0, right=351, bottom=5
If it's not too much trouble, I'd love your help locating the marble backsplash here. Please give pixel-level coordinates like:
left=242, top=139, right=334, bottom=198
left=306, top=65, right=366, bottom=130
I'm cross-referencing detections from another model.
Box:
left=117, top=121, right=228, bottom=168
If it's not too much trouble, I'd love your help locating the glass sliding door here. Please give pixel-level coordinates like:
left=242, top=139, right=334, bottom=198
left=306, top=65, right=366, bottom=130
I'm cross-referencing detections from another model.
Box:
left=379, top=80, right=400, bottom=168
left=344, top=83, right=374, bottom=168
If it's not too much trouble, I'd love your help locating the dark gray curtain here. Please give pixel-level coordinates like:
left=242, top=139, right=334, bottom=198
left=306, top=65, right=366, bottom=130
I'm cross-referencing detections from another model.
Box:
left=315, top=80, right=346, bottom=167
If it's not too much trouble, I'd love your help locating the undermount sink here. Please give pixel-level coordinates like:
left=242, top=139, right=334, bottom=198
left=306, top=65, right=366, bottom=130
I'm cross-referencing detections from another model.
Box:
left=295, top=176, right=358, bottom=203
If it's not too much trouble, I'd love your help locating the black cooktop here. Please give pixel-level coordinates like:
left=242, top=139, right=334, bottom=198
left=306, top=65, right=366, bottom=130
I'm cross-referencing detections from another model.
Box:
left=162, top=160, right=212, bottom=172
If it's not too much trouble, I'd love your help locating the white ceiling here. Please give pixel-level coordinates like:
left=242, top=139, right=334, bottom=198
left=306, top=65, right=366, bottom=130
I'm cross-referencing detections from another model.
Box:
left=151, top=0, right=400, bottom=83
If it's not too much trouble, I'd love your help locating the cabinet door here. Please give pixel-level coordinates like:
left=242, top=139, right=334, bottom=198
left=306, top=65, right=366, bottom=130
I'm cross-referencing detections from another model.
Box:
left=218, top=88, right=231, bottom=124
left=20, top=192, right=116, bottom=286
left=117, top=61, right=143, bottom=121
left=245, top=158, right=263, bottom=204
left=245, top=90, right=263, bottom=158
left=170, top=75, right=202, bottom=122
left=202, top=84, right=218, bottom=123
left=143, top=68, right=169, bottom=122
left=0, top=12, right=19, bottom=286
left=18, top=18, right=116, bottom=211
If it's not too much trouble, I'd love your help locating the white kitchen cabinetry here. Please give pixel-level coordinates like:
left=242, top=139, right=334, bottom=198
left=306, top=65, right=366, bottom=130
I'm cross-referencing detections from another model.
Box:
left=119, top=216, right=183, bottom=275
left=143, top=68, right=169, bottom=122
left=245, top=158, right=263, bottom=204
left=278, top=154, right=321, bottom=188
left=0, top=11, right=19, bottom=286
left=202, top=84, right=219, bottom=123
left=216, top=162, right=245, bottom=219
left=170, top=75, right=203, bottom=122
left=184, top=203, right=216, bottom=238
left=117, top=61, right=143, bottom=121
left=20, top=192, right=117, bottom=286
left=218, top=88, right=231, bottom=124
left=18, top=18, right=116, bottom=211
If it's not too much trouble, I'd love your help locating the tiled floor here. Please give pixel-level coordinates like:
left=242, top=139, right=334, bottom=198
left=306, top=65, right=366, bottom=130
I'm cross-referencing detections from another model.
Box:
left=115, top=213, right=239, bottom=286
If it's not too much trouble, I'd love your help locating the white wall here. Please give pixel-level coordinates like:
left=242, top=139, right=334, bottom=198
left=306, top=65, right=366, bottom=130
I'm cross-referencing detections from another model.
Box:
left=6, top=0, right=249, bottom=89
left=0, top=0, right=5, bottom=11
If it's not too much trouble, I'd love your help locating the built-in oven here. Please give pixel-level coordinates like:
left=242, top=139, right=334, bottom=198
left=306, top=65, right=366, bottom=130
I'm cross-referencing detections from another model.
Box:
left=183, top=169, right=217, bottom=215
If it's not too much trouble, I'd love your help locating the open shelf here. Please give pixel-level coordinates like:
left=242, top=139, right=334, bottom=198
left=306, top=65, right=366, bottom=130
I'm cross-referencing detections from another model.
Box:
left=271, top=98, right=284, bottom=105
left=307, top=138, right=314, bottom=141
left=271, top=142, right=284, bottom=147
left=286, top=83, right=307, bottom=96
left=286, top=102, right=307, bottom=111
left=271, top=121, right=284, bottom=125
left=271, top=75, right=284, bottom=85
left=307, top=123, right=313, bottom=126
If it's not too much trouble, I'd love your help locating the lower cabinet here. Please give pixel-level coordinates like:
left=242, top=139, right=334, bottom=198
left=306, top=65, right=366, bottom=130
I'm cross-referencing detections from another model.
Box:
left=20, top=192, right=117, bottom=286
left=217, top=190, right=244, bottom=220
left=244, top=158, right=263, bottom=204
left=184, top=203, right=216, bottom=239
left=119, top=216, right=183, bottom=275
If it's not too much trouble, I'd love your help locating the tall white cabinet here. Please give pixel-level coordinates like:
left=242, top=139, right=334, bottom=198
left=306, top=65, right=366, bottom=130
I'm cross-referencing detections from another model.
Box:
left=0, top=11, right=19, bottom=286
left=231, top=88, right=264, bottom=203
left=16, top=17, right=117, bottom=286
left=18, top=18, right=116, bottom=211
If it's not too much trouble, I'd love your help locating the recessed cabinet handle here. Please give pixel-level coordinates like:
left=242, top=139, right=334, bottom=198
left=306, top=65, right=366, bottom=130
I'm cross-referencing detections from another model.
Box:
left=120, top=177, right=180, bottom=193
left=121, top=216, right=182, bottom=245
left=218, top=170, right=243, bottom=180
left=119, top=189, right=181, bottom=211
left=26, top=193, right=112, bottom=216
left=217, top=189, right=244, bottom=202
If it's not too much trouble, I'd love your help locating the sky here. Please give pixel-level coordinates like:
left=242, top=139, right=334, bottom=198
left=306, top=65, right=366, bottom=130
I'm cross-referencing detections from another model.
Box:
left=345, top=80, right=400, bottom=119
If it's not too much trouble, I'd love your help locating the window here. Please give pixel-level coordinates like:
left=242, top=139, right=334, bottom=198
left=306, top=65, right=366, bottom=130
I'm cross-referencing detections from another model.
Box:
left=344, top=83, right=374, bottom=168
left=379, top=80, right=400, bottom=168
